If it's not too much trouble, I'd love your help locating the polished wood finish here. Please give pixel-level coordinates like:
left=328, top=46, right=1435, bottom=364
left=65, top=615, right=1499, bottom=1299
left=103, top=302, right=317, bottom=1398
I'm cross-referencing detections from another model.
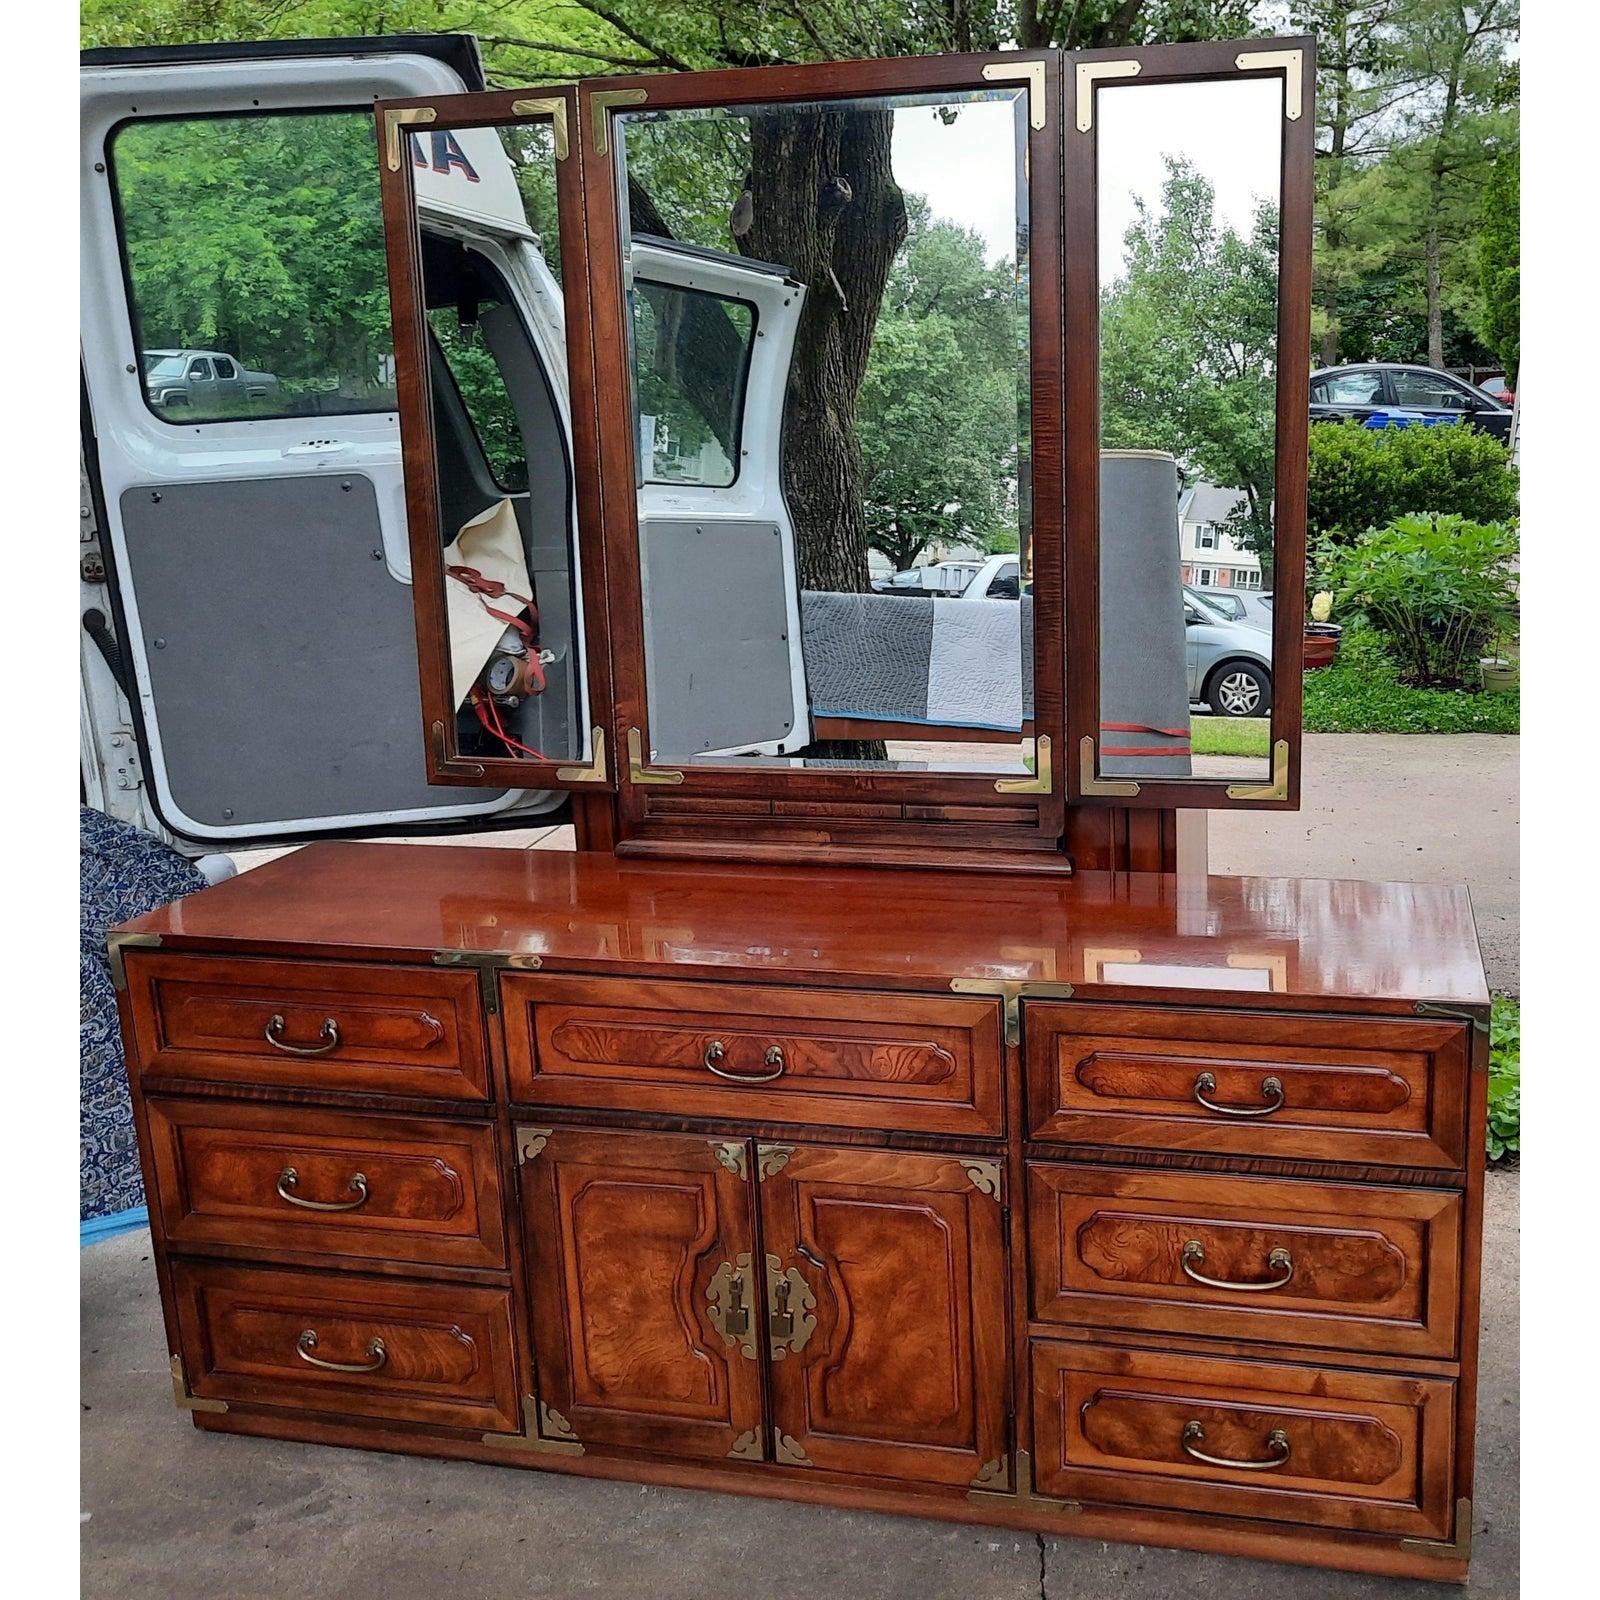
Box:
left=124, top=951, right=489, bottom=1100
left=758, top=1143, right=1010, bottom=1485
left=1031, top=1341, right=1456, bottom=1538
left=115, top=837, right=1486, bottom=1580
left=145, top=1098, right=506, bottom=1270
left=1026, top=1003, right=1469, bottom=1167
left=503, top=974, right=1004, bottom=1134
left=169, top=1259, right=521, bottom=1432
left=519, top=1126, right=763, bottom=1462
left=1027, top=1164, right=1462, bottom=1358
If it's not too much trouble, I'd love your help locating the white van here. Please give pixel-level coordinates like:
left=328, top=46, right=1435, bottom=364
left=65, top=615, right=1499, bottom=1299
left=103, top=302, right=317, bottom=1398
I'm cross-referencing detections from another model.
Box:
left=80, top=34, right=808, bottom=854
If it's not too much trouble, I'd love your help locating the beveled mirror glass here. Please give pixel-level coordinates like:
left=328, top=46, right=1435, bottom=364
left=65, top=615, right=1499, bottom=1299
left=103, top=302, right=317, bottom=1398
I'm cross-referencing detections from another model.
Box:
left=612, top=89, right=1036, bottom=776
left=1094, top=75, right=1284, bottom=787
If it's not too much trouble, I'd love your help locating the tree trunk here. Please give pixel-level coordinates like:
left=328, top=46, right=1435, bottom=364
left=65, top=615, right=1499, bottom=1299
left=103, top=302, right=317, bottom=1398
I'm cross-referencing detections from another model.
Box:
left=740, top=106, right=908, bottom=595
left=1424, top=218, right=1444, bottom=369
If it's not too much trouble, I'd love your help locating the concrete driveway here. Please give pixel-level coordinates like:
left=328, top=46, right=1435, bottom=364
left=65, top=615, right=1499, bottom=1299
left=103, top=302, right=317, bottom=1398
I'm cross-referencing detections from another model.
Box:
left=81, top=1169, right=1517, bottom=1599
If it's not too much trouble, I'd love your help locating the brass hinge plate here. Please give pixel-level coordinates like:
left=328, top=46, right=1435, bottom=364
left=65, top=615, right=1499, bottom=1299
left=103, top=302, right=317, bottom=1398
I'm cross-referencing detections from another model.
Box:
left=169, top=1354, right=227, bottom=1414
left=384, top=105, right=437, bottom=171
left=980, top=59, right=1048, bottom=131
left=555, top=726, right=609, bottom=784
left=1226, top=738, right=1291, bottom=802
left=1236, top=47, right=1306, bottom=121
left=484, top=1396, right=584, bottom=1454
left=1074, top=59, right=1141, bottom=133
left=1399, top=1497, right=1472, bottom=1560
left=995, top=733, right=1052, bottom=795
left=589, top=87, right=649, bottom=156
left=508, top=96, right=570, bottom=160
left=1079, top=735, right=1140, bottom=798
left=949, top=978, right=1075, bottom=1049
left=516, top=1126, right=553, bottom=1165
left=108, top=931, right=161, bottom=992
left=626, top=726, right=684, bottom=786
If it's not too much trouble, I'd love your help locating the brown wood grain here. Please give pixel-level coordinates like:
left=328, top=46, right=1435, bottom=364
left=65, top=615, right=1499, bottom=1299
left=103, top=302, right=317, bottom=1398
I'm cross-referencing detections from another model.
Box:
left=169, top=1259, right=520, bottom=1432
left=503, top=974, right=1003, bottom=1135
left=146, top=1098, right=506, bottom=1270
left=519, top=1125, right=764, bottom=1462
left=1027, top=1163, right=1462, bottom=1357
left=758, top=1142, right=1009, bottom=1486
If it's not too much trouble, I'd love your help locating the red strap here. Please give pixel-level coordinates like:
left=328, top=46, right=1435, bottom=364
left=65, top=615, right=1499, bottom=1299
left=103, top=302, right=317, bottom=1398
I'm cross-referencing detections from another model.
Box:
left=447, top=564, right=537, bottom=648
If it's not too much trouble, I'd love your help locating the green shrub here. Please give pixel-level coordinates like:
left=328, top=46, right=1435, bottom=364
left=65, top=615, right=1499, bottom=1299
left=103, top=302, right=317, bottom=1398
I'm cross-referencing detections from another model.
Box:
left=1308, top=420, right=1519, bottom=544
left=1318, top=514, right=1519, bottom=687
left=1487, top=996, right=1520, bottom=1162
left=1303, top=626, right=1519, bottom=731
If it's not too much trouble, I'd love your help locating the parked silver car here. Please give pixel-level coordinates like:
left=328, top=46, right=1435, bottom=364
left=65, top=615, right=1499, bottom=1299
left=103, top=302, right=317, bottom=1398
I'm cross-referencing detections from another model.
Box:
left=1184, top=587, right=1273, bottom=717
left=141, top=348, right=279, bottom=411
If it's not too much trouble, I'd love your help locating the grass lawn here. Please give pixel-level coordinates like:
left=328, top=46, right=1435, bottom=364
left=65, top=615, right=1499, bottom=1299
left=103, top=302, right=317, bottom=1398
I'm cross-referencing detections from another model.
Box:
left=1191, top=716, right=1270, bottom=758
left=1302, top=631, right=1519, bottom=734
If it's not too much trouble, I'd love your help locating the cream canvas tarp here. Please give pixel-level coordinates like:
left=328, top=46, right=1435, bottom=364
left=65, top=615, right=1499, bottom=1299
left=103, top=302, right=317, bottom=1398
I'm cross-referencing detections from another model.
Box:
left=441, top=498, right=535, bottom=708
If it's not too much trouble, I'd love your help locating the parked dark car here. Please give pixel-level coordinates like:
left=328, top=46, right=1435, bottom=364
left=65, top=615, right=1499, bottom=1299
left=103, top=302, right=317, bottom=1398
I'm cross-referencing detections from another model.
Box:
left=1309, top=363, right=1513, bottom=442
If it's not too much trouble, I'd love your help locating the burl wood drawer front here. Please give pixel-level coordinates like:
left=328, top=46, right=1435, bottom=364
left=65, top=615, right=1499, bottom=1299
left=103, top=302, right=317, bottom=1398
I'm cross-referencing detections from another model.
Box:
left=1026, top=1004, right=1467, bottom=1168
left=146, top=1099, right=506, bottom=1270
left=1031, top=1341, right=1455, bottom=1539
left=502, top=974, right=1003, bottom=1135
left=1028, top=1165, right=1462, bottom=1358
left=124, top=953, right=489, bottom=1101
left=169, top=1260, right=519, bottom=1432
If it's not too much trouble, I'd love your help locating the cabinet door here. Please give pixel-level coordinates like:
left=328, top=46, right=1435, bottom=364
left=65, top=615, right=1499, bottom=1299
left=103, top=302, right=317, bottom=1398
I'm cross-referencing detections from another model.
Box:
left=519, top=1126, right=763, bottom=1462
left=756, top=1142, right=1010, bottom=1487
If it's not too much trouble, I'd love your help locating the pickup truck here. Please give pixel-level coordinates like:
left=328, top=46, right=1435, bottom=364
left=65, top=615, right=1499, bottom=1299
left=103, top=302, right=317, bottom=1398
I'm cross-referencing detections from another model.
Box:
left=141, top=348, right=279, bottom=411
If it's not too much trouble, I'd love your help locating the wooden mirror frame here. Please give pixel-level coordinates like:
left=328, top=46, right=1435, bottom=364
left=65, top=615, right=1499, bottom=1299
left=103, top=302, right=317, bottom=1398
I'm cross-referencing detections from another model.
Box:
left=1064, top=37, right=1314, bottom=811
left=375, top=86, right=619, bottom=793
left=576, top=55, right=1070, bottom=872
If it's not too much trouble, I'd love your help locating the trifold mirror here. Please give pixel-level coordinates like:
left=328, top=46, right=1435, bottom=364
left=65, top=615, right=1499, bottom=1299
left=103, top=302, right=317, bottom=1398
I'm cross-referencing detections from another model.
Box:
left=378, top=39, right=1310, bottom=859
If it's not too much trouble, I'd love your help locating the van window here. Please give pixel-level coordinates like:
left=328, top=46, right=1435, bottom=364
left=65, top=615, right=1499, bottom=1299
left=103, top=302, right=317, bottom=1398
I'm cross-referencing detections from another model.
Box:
left=632, top=282, right=754, bottom=487
left=112, top=112, right=397, bottom=423
left=426, top=310, right=530, bottom=493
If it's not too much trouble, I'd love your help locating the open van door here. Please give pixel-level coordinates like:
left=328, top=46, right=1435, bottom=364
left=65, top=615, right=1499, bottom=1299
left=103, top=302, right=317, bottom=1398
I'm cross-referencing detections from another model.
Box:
left=80, top=36, right=561, bottom=850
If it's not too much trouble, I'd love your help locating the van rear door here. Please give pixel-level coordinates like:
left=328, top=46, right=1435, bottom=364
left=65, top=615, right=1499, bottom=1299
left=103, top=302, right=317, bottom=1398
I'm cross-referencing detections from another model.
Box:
left=80, top=37, right=552, bottom=848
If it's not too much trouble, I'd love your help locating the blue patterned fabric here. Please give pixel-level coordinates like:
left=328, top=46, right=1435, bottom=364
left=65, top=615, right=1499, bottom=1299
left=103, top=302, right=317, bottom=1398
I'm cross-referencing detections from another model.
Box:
left=80, top=807, right=206, bottom=1221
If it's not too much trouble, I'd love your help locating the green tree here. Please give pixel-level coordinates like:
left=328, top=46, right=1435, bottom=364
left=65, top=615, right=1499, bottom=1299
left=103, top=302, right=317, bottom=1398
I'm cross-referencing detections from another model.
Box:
left=1100, top=159, right=1281, bottom=555
left=1476, top=140, right=1518, bottom=384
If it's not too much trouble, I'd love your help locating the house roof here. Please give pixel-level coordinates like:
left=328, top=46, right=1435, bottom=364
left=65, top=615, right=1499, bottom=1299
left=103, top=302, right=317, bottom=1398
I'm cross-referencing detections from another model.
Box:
left=1178, top=482, right=1249, bottom=525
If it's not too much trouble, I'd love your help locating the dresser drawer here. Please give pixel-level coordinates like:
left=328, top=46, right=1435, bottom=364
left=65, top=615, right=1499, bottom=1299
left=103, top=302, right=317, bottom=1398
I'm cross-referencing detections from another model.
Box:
left=170, top=1260, right=520, bottom=1432
left=123, top=952, right=489, bottom=1101
left=146, top=1099, right=506, bottom=1270
left=502, top=974, right=1003, bottom=1135
left=1031, top=1341, right=1456, bottom=1539
left=1026, top=1004, right=1467, bottom=1168
left=1028, top=1165, right=1461, bottom=1358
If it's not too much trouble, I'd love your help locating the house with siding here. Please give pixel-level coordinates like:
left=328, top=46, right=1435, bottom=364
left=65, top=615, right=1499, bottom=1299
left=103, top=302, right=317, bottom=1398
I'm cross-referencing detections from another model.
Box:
left=1177, top=483, right=1262, bottom=590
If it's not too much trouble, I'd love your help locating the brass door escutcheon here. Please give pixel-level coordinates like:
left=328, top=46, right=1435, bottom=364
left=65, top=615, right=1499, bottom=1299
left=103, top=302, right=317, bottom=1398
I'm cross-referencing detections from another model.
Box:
left=707, top=1254, right=758, bottom=1360
left=766, top=1254, right=817, bottom=1358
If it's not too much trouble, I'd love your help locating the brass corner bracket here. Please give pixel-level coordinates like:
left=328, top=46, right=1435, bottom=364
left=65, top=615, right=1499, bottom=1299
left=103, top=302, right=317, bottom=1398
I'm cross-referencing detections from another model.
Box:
left=727, top=1426, right=764, bottom=1461
left=756, top=1144, right=794, bottom=1180
left=1226, top=738, right=1290, bottom=802
left=589, top=87, right=649, bottom=156
left=950, top=977, right=1075, bottom=1048
left=774, top=1431, right=813, bottom=1467
left=509, top=96, right=570, bottom=160
left=967, top=1449, right=1081, bottom=1512
left=981, top=59, right=1048, bottom=131
left=516, top=1126, right=553, bottom=1165
left=1399, top=1497, right=1472, bottom=1561
left=1074, top=59, right=1141, bottom=133
left=960, top=1159, right=1003, bottom=1202
left=1078, top=735, right=1140, bottom=798
left=108, top=931, right=161, bottom=992
left=169, top=1354, right=227, bottom=1414
left=995, top=734, right=1052, bottom=795
left=1236, top=48, right=1305, bottom=121
left=484, top=1396, right=584, bottom=1454
left=626, top=727, right=684, bottom=786
left=1414, top=999, right=1493, bottom=1036
left=428, top=719, right=486, bottom=779
left=710, top=1140, right=749, bottom=1181
left=384, top=105, right=437, bottom=172
left=555, top=726, right=609, bottom=784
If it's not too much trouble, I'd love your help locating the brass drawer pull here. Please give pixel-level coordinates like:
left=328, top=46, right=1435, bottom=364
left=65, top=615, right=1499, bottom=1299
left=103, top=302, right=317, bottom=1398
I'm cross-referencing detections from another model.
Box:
left=703, top=1039, right=787, bottom=1083
left=296, top=1329, right=386, bottom=1373
left=1181, top=1420, right=1290, bottom=1470
left=265, top=1014, right=341, bottom=1056
left=1181, top=1240, right=1294, bottom=1292
left=1194, top=1071, right=1283, bottom=1117
left=276, top=1166, right=370, bottom=1212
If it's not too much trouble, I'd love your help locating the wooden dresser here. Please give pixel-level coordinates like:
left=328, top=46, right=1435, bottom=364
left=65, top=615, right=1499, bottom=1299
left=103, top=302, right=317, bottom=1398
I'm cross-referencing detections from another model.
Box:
left=112, top=842, right=1488, bottom=1582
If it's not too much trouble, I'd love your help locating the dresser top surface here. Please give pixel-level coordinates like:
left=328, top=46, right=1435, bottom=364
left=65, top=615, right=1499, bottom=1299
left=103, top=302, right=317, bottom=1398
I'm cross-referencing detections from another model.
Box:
left=116, top=843, right=1489, bottom=1014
